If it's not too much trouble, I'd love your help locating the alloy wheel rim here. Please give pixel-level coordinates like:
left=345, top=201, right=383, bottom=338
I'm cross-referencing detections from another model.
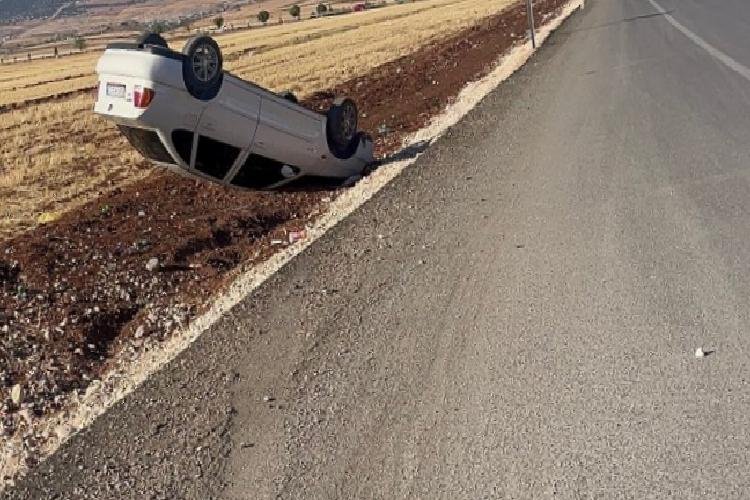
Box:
left=192, top=44, right=218, bottom=82
left=340, top=103, right=356, bottom=141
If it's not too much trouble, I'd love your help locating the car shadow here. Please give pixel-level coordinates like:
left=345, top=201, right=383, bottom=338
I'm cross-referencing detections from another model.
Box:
left=378, top=139, right=431, bottom=165
left=274, top=139, right=432, bottom=193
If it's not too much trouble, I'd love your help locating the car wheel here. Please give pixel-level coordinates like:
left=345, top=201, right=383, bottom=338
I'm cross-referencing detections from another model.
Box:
left=182, top=36, right=223, bottom=101
left=278, top=90, right=299, bottom=103
left=137, top=32, right=168, bottom=49
left=326, top=97, right=359, bottom=159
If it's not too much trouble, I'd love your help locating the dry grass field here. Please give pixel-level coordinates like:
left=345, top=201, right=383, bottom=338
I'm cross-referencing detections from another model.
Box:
left=0, top=55, right=99, bottom=106
left=0, top=0, right=516, bottom=240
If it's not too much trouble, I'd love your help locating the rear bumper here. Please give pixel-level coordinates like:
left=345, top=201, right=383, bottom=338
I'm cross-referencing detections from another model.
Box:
left=96, top=48, right=185, bottom=89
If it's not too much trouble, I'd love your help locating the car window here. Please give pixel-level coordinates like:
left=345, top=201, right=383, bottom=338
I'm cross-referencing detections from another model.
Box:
left=231, top=154, right=298, bottom=189
left=171, top=130, right=194, bottom=165
left=194, top=135, right=240, bottom=179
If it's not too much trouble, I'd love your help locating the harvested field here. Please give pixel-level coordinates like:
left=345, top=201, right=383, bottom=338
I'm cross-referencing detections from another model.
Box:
left=0, top=0, right=517, bottom=241
left=0, top=0, right=571, bottom=479
left=1, top=0, right=513, bottom=107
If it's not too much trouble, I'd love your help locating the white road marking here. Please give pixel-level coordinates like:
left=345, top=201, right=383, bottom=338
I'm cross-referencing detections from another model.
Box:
left=647, top=0, right=750, bottom=82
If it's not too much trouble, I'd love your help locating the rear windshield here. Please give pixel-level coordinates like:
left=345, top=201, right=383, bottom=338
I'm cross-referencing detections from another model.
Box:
left=118, top=126, right=175, bottom=164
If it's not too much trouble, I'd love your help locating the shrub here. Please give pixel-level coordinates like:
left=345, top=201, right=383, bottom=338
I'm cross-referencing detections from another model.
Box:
left=148, top=20, right=169, bottom=33
left=257, top=10, right=270, bottom=24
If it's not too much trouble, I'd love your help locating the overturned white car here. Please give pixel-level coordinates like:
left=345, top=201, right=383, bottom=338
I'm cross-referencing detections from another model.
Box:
left=94, top=33, right=373, bottom=189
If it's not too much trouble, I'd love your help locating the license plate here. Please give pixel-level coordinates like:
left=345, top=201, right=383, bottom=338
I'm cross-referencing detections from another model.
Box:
left=106, top=83, right=126, bottom=98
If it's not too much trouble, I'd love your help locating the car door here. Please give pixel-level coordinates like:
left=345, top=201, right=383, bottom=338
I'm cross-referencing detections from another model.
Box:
left=192, top=78, right=262, bottom=181
left=251, top=96, right=323, bottom=169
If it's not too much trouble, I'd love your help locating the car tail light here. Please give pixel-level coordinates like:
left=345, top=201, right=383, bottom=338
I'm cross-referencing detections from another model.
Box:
left=134, top=86, right=154, bottom=108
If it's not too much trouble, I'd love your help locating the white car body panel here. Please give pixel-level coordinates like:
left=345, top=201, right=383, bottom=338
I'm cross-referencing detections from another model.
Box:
left=94, top=45, right=374, bottom=189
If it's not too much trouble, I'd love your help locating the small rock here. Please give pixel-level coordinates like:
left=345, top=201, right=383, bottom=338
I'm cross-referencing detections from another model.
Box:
left=138, top=210, right=146, bottom=217
left=17, top=408, right=33, bottom=426
left=134, top=326, right=145, bottom=339
left=695, top=348, right=706, bottom=358
left=145, top=257, right=159, bottom=272
left=10, top=384, right=23, bottom=406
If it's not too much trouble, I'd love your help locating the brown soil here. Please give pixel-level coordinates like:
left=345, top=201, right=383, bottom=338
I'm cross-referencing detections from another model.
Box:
left=0, top=0, right=568, bottom=464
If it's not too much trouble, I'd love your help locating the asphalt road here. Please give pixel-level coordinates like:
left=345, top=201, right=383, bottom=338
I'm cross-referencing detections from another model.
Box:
left=9, top=0, right=750, bottom=497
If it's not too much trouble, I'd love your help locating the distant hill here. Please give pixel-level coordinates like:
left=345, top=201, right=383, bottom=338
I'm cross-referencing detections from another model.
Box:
left=0, top=0, right=69, bottom=23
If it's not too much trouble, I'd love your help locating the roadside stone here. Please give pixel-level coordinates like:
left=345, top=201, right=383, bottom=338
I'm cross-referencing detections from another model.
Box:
left=17, top=408, right=33, bottom=427
left=145, top=258, right=159, bottom=272
left=11, top=384, right=23, bottom=407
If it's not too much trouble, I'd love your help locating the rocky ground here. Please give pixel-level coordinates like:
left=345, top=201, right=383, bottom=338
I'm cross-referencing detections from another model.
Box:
left=0, top=0, right=568, bottom=479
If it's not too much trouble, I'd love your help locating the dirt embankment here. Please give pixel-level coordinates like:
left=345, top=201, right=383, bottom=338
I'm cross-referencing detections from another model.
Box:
left=0, top=0, right=568, bottom=470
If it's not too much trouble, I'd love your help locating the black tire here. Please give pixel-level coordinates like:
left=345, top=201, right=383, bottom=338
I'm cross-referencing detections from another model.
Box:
left=278, top=90, right=298, bottom=103
left=182, top=36, right=223, bottom=101
left=137, top=32, right=168, bottom=49
left=326, top=97, right=359, bottom=159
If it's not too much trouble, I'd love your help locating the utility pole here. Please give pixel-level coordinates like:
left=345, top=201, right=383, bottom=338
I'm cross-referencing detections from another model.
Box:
left=525, top=0, right=536, bottom=48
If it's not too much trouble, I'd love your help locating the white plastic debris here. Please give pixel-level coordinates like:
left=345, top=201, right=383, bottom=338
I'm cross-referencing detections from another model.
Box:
left=280, top=165, right=296, bottom=178
left=289, top=230, right=306, bottom=244
left=695, top=348, right=705, bottom=358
